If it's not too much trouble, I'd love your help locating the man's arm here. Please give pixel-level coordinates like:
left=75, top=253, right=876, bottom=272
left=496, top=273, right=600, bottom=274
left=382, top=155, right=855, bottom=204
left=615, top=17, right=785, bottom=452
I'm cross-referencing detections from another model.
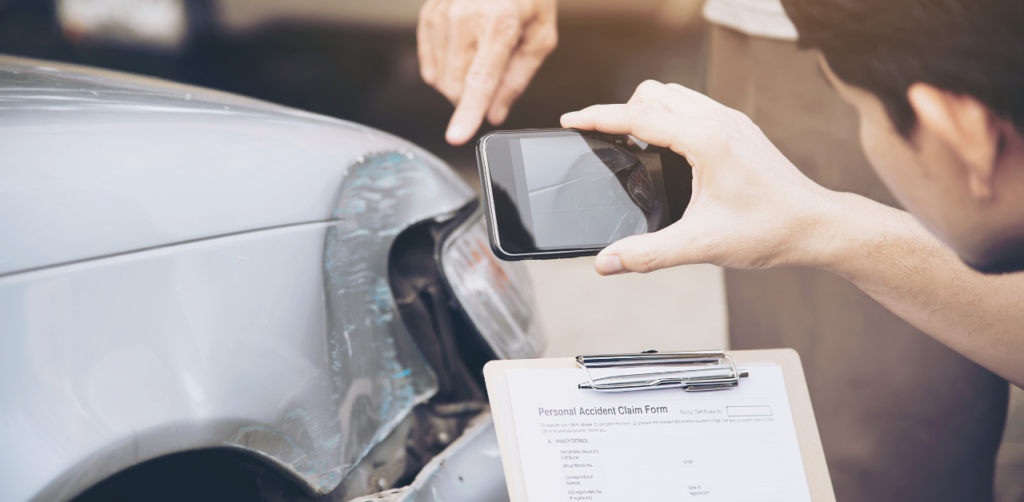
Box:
left=817, top=192, right=1024, bottom=386
left=561, top=80, right=1024, bottom=387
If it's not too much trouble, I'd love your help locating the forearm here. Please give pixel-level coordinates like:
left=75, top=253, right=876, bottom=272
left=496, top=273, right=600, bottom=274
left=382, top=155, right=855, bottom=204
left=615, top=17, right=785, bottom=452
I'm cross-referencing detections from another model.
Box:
left=559, top=81, right=1024, bottom=385
left=811, top=192, right=1024, bottom=386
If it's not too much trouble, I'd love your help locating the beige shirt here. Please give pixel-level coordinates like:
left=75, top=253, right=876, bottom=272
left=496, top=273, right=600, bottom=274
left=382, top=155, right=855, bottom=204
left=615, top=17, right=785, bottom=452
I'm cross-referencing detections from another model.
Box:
left=702, top=0, right=798, bottom=41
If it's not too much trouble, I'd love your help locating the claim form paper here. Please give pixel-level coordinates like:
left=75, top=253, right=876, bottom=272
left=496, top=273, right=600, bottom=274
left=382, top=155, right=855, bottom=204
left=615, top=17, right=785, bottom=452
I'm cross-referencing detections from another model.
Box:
left=505, top=364, right=812, bottom=502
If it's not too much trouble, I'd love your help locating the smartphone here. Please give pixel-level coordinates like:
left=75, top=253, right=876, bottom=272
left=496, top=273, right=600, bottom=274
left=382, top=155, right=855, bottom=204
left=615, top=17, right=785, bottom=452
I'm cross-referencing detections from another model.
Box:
left=477, top=128, right=693, bottom=260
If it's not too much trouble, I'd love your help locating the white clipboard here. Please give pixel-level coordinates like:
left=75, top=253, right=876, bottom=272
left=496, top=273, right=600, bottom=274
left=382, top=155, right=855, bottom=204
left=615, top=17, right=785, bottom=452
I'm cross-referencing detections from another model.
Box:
left=484, top=349, right=836, bottom=501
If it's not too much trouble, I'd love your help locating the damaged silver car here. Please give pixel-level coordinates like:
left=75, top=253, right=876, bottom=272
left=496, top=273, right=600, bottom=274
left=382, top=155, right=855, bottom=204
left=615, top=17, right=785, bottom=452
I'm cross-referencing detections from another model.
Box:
left=0, top=55, right=542, bottom=502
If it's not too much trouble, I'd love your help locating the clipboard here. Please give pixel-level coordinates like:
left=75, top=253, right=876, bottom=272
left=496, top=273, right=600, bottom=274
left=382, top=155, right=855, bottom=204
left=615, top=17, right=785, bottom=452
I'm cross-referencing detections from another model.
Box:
left=484, top=349, right=835, bottom=501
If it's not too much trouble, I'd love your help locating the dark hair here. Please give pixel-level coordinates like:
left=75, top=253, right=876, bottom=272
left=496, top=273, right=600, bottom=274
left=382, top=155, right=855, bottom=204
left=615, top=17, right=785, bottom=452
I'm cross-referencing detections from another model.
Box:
left=781, top=0, right=1024, bottom=138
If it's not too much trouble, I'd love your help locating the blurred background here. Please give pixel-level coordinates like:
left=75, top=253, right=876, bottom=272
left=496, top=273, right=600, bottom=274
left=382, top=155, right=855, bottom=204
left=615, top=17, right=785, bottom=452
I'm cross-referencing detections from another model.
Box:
left=0, top=0, right=1020, bottom=499
left=0, top=0, right=708, bottom=179
left=0, top=0, right=724, bottom=353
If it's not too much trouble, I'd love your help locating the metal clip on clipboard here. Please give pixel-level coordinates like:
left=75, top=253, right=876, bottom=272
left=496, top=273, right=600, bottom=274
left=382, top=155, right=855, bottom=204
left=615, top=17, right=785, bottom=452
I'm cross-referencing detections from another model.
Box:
left=577, top=350, right=749, bottom=392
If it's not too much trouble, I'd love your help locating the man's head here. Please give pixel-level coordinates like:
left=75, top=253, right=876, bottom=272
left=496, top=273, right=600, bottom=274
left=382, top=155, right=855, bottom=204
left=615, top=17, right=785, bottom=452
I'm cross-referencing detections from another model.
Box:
left=782, top=0, right=1024, bottom=273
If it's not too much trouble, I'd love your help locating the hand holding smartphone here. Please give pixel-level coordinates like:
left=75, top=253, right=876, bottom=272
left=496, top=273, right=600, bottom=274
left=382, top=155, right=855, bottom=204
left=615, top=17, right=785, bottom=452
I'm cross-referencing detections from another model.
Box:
left=477, top=129, right=693, bottom=260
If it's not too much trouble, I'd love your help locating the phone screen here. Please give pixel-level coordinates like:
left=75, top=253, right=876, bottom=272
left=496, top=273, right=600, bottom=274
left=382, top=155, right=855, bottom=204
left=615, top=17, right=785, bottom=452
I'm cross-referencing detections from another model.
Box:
left=481, top=130, right=689, bottom=259
left=517, top=134, right=653, bottom=248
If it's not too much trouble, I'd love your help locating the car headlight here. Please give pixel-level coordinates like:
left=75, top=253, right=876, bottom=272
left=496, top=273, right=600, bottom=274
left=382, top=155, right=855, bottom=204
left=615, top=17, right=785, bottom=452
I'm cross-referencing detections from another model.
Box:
left=439, top=206, right=544, bottom=360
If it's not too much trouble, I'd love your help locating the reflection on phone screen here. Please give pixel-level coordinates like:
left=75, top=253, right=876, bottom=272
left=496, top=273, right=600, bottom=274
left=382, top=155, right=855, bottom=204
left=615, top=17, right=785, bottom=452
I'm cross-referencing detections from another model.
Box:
left=518, top=135, right=653, bottom=248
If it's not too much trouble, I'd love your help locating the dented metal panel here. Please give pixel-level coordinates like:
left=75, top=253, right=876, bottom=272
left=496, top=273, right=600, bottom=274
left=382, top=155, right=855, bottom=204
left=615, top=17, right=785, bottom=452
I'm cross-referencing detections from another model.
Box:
left=318, top=152, right=449, bottom=484
left=0, top=56, right=476, bottom=501
left=0, top=222, right=341, bottom=502
left=228, top=151, right=468, bottom=494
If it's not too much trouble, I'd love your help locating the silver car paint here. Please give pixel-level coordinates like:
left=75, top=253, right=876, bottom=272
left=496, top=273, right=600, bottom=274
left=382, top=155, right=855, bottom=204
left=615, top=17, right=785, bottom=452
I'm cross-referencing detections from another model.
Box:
left=0, top=56, right=480, bottom=501
left=0, top=55, right=468, bottom=276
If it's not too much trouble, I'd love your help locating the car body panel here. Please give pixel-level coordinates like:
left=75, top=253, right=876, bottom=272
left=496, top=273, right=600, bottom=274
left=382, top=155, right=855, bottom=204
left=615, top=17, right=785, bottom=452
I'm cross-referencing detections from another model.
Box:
left=0, top=56, right=478, bottom=501
left=0, top=55, right=473, bottom=276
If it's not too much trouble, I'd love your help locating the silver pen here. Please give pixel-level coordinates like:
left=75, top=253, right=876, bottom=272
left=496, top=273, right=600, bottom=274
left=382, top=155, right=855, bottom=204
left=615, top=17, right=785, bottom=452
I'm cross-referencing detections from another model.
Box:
left=576, top=351, right=749, bottom=392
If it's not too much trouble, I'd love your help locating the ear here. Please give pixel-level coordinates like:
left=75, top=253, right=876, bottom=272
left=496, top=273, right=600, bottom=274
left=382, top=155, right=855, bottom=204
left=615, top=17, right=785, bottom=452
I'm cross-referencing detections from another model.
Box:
left=907, top=83, right=1001, bottom=200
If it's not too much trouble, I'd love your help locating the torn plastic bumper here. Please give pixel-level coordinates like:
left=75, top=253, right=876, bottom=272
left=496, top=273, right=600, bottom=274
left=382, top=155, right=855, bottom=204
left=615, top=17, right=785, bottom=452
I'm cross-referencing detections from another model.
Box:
left=348, top=411, right=509, bottom=502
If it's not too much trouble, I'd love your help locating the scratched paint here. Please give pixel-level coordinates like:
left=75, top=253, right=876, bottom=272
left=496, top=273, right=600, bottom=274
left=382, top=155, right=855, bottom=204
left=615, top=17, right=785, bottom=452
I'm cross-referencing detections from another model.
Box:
left=222, top=150, right=472, bottom=496
left=313, top=151, right=469, bottom=493
left=226, top=150, right=468, bottom=495
left=0, top=54, right=480, bottom=501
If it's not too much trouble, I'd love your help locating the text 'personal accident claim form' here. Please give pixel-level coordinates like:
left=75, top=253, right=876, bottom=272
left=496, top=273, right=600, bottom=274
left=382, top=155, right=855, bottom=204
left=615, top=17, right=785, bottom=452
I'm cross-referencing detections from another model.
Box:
left=506, top=365, right=812, bottom=502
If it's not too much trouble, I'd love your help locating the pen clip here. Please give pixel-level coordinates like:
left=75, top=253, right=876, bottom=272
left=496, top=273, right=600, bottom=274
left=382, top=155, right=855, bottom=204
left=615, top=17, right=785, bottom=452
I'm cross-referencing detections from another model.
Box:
left=575, top=351, right=748, bottom=392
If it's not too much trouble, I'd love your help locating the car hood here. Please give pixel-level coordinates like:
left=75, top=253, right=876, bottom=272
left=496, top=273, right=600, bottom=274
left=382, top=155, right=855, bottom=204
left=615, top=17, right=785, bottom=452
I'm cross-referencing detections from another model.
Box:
left=0, top=55, right=470, bottom=276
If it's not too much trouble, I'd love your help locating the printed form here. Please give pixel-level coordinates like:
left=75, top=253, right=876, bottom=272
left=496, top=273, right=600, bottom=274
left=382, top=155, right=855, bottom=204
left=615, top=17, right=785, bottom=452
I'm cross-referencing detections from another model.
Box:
left=506, top=364, right=812, bottom=502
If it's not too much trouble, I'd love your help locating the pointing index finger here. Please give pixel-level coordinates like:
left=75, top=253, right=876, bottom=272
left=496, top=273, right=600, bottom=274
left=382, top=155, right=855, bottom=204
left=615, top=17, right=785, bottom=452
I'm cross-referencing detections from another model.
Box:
left=445, top=16, right=521, bottom=145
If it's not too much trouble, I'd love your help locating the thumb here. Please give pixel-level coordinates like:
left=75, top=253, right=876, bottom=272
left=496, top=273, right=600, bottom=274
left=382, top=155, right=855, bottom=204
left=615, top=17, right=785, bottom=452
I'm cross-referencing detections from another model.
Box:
left=594, top=227, right=694, bottom=275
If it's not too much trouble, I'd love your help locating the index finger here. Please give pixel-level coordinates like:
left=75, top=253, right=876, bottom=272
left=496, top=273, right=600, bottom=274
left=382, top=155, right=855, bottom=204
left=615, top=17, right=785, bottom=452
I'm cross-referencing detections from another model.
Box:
left=444, top=22, right=520, bottom=145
